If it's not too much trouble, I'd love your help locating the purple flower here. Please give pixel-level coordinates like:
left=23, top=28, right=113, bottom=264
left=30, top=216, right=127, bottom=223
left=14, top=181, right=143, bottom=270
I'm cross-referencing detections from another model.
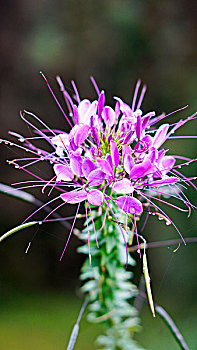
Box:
left=6, top=75, right=196, bottom=258
left=61, top=189, right=103, bottom=206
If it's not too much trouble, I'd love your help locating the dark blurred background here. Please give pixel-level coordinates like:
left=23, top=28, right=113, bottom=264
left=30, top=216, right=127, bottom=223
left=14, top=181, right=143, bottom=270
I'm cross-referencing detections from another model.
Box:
left=0, top=1, right=197, bottom=349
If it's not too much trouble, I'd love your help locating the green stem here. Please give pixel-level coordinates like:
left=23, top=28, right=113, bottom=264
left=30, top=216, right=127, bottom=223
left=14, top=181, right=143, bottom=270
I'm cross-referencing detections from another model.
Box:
left=78, top=202, right=144, bottom=350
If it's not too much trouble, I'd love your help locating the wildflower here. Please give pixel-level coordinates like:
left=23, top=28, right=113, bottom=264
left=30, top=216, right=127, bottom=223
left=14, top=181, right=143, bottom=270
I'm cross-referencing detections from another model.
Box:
left=2, top=74, right=197, bottom=260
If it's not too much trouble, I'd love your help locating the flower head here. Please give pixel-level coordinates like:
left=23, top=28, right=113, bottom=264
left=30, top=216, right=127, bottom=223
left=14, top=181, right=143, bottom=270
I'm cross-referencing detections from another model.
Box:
left=2, top=74, right=197, bottom=260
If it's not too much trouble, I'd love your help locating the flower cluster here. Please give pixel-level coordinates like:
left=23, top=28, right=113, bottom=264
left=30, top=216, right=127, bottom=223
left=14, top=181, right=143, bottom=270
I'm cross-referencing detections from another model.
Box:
left=3, top=74, right=196, bottom=259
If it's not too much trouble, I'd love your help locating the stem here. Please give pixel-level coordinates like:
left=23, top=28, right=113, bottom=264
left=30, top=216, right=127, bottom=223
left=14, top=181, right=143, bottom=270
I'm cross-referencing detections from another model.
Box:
left=135, top=277, right=189, bottom=350
left=156, top=306, right=189, bottom=350
left=78, top=201, right=142, bottom=350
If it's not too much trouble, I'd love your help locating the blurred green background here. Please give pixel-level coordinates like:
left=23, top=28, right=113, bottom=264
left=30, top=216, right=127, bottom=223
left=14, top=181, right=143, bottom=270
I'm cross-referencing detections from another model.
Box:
left=0, top=1, right=197, bottom=349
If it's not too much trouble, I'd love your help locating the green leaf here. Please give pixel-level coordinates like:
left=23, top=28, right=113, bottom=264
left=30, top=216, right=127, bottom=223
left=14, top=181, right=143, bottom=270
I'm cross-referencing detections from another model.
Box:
left=81, top=280, right=97, bottom=293
left=105, top=234, right=117, bottom=254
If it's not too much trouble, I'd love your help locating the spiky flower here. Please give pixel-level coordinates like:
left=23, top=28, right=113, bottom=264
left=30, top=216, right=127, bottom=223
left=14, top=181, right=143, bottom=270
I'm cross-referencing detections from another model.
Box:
left=1, top=73, right=196, bottom=349
left=2, top=74, right=196, bottom=256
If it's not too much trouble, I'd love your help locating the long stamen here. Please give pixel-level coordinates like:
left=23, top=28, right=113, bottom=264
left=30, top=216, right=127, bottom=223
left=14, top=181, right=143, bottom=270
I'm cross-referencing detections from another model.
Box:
left=40, top=72, right=73, bottom=128
left=59, top=203, right=80, bottom=261
left=20, top=111, right=55, bottom=147
left=56, top=76, right=74, bottom=116
left=134, top=214, right=141, bottom=258
left=149, top=105, right=188, bottom=126
left=43, top=202, right=66, bottom=222
left=87, top=202, right=99, bottom=248
left=138, top=191, right=186, bottom=244
left=23, top=110, right=56, bottom=136
left=22, top=196, right=60, bottom=224
left=143, top=190, right=189, bottom=213
left=85, top=201, right=91, bottom=265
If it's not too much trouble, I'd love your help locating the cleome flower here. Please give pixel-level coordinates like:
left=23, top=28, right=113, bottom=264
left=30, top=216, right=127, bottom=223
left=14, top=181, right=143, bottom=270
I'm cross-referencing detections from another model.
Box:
left=2, top=73, right=197, bottom=261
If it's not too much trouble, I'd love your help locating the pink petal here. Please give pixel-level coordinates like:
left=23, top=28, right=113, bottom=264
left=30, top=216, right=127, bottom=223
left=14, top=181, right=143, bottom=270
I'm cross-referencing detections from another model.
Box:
left=115, top=100, right=120, bottom=118
left=110, top=140, right=119, bottom=168
left=129, top=159, right=152, bottom=179
left=122, top=145, right=132, bottom=161
left=54, top=164, right=74, bottom=182
left=153, top=124, right=169, bottom=149
left=78, top=100, right=98, bottom=125
left=87, top=189, right=103, bottom=206
left=82, top=159, right=97, bottom=178
left=88, top=169, right=106, bottom=186
left=73, top=105, right=79, bottom=124
left=161, top=156, right=175, bottom=171
left=98, top=90, right=105, bottom=116
left=114, top=97, right=133, bottom=118
left=116, top=196, right=143, bottom=215
left=106, top=153, right=113, bottom=171
left=70, top=155, right=83, bottom=177
left=74, top=124, right=90, bottom=146
left=78, top=99, right=91, bottom=124
left=149, top=177, right=179, bottom=187
left=51, top=133, right=69, bottom=147
left=113, top=179, right=134, bottom=194
left=86, top=101, right=98, bottom=122
left=136, top=115, right=141, bottom=139
left=102, top=106, right=115, bottom=128
left=97, top=158, right=114, bottom=176
left=141, top=135, right=153, bottom=148
left=60, top=189, right=87, bottom=204
left=123, top=154, right=134, bottom=174
left=141, top=113, right=152, bottom=130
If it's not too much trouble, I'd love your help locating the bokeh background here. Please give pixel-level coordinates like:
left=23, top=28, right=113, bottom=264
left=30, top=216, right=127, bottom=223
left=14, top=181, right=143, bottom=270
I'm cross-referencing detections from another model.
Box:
left=0, top=1, right=197, bottom=349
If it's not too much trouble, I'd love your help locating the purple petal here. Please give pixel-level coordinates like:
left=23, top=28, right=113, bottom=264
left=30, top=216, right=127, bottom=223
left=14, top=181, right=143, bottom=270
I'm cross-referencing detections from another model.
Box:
left=110, top=140, right=119, bottom=168
left=73, top=105, right=79, bottom=124
left=123, top=130, right=134, bottom=144
left=88, top=169, right=106, bottom=186
left=149, top=177, right=179, bottom=187
left=97, top=158, right=114, bottom=176
left=161, top=156, right=175, bottom=171
left=80, top=100, right=98, bottom=125
left=114, top=97, right=133, bottom=118
left=91, top=126, right=101, bottom=148
left=106, top=153, right=113, bottom=171
left=136, top=115, right=141, bottom=139
left=70, top=155, right=83, bottom=177
left=82, top=159, right=97, bottom=178
left=141, top=112, right=155, bottom=130
left=153, top=124, right=169, bottom=149
left=129, top=159, right=152, bottom=179
left=54, top=164, right=74, bottom=182
left=157, top=149, right=166, bottom=162
left=123, top=154, right=134, bottom=174
left=115, top=196, right=143, bottom=215
left=122, top=145, right=132, bottom=160
left=77, top=99, right=91, bottom=124
left=141, top=135, right=153, bottom=148
left=102, top=106, right=115, bottom=128
left=74, top=124, right=90, bottom=146
left=61, top=189, right=87, bottom=204
left=146, top=147, right=156, bottom=163
left=113, top=179, right=134, bottom=194
left=98, top=90, right=105, bottom=116
left=51, top=133, right=69, bottom=147
left=115, top=100, right=120, bottom=118
left=87, top=189, right=103, bottom=206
